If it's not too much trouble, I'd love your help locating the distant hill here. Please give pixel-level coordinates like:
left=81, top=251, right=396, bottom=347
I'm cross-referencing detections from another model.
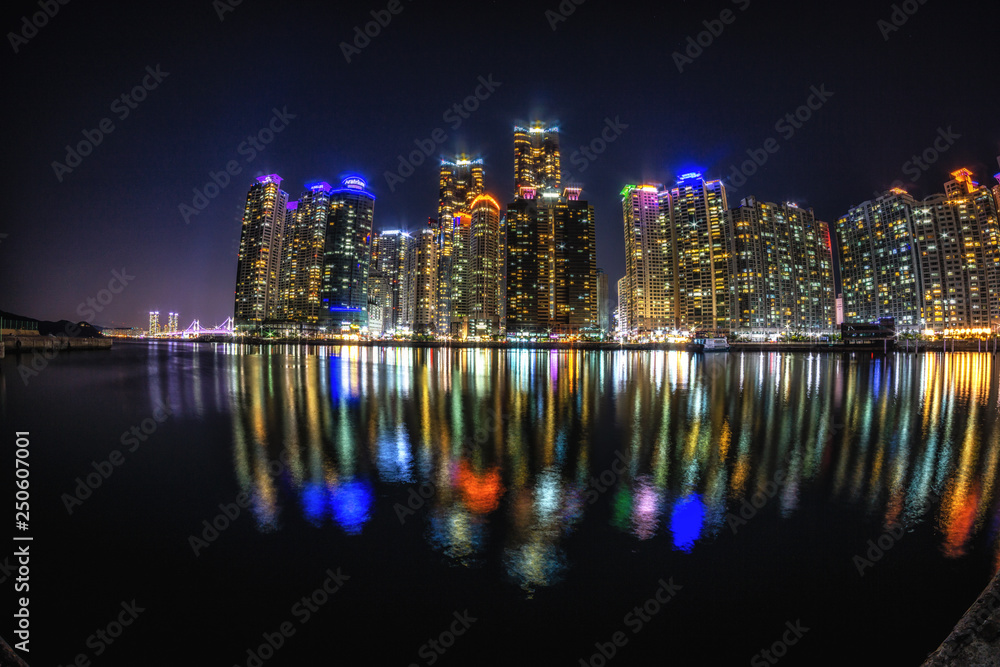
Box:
left=0, top=309, right=105, bottom=338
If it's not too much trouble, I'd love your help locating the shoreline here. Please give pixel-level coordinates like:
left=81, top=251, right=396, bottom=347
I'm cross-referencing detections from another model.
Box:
left=113, top=338, right=999, bottom=353
left=923, top=568, right=1000, bottom=665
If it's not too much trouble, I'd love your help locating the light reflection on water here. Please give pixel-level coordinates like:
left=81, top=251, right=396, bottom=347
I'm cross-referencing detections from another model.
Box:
left=162, top=346, right=1000, bottom=590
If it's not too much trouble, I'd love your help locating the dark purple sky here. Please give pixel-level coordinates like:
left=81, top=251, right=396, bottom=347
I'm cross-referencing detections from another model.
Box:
left=2, top=0, right=998, bottom=327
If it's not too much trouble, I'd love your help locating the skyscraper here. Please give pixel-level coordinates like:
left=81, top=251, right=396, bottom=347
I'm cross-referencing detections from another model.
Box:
left=727, top=198, right=834, bottom=335
left=505, top=187, right=597, bottom=336
left=912, top=169, right=1000, bottom=332
left=670, top=173, right=730, bottom=332
left=993, top=170, right=1000, bottom=212
left=550, top=187, right=597, bottom=335
left=321, top=176, right=375, bottom=331
left=434, top=156, right=486, bottom=337
left=513, top=122, right=561, bottom=196
left=235, top=174, right=289, bottom=325
left=281, top=182, right=331, bottom=324
left=620, top=184, right=673, bottom=338
left=438, top=156, right=485, bottom=221
left=168, top=312, right=179, bottom=332
left=596, top=268, right=610, bottom=339
left=836, top=188, right=922, bottom=328
left=449, top=212, right=472, bottom=336
left=467, top=195, right=503, bottom=337
left=404, top=228, right=439, bottom=335
left=369, top=230, right=411, bottom=336
left=616, top=276, right=627, bottom=338
left=148, top=311, right=159, bottom=336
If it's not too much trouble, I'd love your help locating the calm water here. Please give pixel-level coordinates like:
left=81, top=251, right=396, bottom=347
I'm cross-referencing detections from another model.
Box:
left=4, top=343, right=999, bottom=665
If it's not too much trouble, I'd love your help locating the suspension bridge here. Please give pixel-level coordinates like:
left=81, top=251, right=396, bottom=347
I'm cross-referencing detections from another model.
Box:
left=150, top=317, right=235, bottom=339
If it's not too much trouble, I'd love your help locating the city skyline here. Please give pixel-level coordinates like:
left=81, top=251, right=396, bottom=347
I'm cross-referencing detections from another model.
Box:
left=3, top=1, right=998, bottom=329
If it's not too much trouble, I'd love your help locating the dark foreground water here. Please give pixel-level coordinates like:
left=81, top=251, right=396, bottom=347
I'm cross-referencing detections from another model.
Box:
left=2, top=343, right=999, bottom=665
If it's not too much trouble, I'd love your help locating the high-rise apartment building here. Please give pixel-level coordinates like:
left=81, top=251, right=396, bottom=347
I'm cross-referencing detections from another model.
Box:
left=467, top=195, right=503, bottom=337
left=513, top=122, right=561, bottom=196
left=281, top=182, right=331, bottom=324
left=620, top=184, right=673, bottom=337
left=438, top=156, right=485, bottom=221
left=449, top=212, right=473, bottom=335
left=321, top=176, right=375, bottom=331
left=505, top=187, right=597, bottom=336
left=148, top=311, right=160, bottom=336
left=235, top=174, right=289, bottom=325
left=912, top=169, right=1000, bottom=331
left=671, top=174, right=730, bottom=332
left=404, top=228, right=439, bottom=335
left=167, top=312, right=179, bottom=333
left=836, top=189, right=922, bottom=328
left=616, top=276, right=627, bottom=339
left=596, top=268, right=610, bottom=339
left=433, top=156, right=486, bottom=337
left=368, top=230, right=411, bottom=336
left=727, top=198, right=834, bottom=335
left=993, top=170, right=1000, bottom=212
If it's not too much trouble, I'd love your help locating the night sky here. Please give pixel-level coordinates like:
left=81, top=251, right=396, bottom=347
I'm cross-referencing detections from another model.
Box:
left=3, top=0, right=998, bottom=327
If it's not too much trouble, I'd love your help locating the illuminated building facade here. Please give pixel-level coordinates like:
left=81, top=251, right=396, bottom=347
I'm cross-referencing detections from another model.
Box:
left=912, top=169, right=1000, bottom=332
left=281, top=182, right=331, bottom=323
left=436, top=156, right=486, bottom=336
left=513, top=122, right=561, bottom=196
left=321, top=176, right=376, bottom=331
left=616, top=276, right=627, bottom=338
left=168, top=312, right=179, bottom=332
left=505, top=187, right=597, bottom=336
left=438, top=156, right=485, bottom=221
left=235, top=174, right=289, bottom=325
left=836, top=189, right=922, bottom=328
left=597, top=268, right=610, bottom=338
left=368, top=230, right=411, bottom=336
left=726, top=198, right=835, bottom=334
left=404, top=228, right=439, bottom=335
left=449, top=212, right=472, bottom=335
left=620, top=184, right=673, bottom=337
left=467, top=195, right=503, bottom=337
left=671, top=174, right=730, bottom=332
left=148, top=311, right=159, bottom=336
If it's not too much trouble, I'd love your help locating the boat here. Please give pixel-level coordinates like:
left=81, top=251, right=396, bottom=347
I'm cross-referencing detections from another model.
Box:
left=692, top=336, right=730, bottom=351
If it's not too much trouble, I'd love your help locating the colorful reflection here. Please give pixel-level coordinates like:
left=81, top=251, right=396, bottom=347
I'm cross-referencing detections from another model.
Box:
left=163, top=346, right=1000, bottom=588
